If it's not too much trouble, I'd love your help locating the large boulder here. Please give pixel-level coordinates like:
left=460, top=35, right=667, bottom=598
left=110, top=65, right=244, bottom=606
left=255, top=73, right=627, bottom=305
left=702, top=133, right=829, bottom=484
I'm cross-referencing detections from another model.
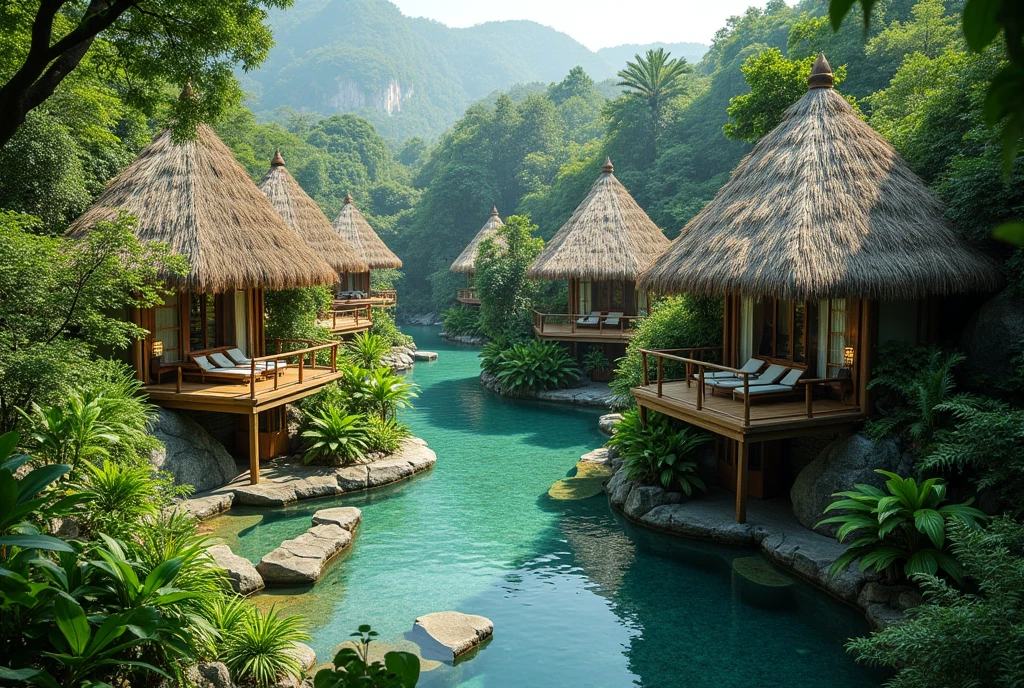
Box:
left=409, top=612, right=493, bottom=662
left=149, top=408, right=239, bottom=492
left=960, top=289, right=1024, bottom=385
left=208, top=544, right=264, bottom=595
left=790, top=433, right=911, bottom=537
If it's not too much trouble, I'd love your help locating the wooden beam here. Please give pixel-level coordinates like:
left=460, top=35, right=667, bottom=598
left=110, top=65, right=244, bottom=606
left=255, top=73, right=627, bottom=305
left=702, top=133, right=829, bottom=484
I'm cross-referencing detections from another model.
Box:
left=735, top=440, right=749, bottom=523
left=248, top=412, right=260, bottom=485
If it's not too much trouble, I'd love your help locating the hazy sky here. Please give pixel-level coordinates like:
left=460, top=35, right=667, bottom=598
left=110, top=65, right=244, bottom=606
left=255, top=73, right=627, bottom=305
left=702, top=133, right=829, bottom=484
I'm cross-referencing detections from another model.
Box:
left=389, top=0, right=774, bottom=50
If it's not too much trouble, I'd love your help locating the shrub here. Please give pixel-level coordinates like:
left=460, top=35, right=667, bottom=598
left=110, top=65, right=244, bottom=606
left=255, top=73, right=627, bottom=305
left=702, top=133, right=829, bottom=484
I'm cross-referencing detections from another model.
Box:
left=818, top=470, right=987, bottom=583
left=314, top=624, right=420, bottom=688
left=20, top=393, right=122, bottom=474
left=608, top=410, right=711, bottom=496
left=581, top=348, right=610, bottom=373
left=369, top=307, right=413, bottom=347
left=365, top=416, right=412, bottom=454
left=474, top=215, right=544, bottom=342
left=493, top=340, right=580, bottom=394
left=74, top=460, right=186, bottom=539
left=355, top=368, right=419, bottom=422
left=301, top=408, right=370, bottom=465
left=347, top=332, right=391, bottom=370
left=478, top=339, right=508, bottom=376
left=441, top=305, right=481, bottom=336
left=846, top=518, right=1024, bottom=688
left=610, top=295, right=723, bottom=408
left=222, top=607, right=312, bottom=688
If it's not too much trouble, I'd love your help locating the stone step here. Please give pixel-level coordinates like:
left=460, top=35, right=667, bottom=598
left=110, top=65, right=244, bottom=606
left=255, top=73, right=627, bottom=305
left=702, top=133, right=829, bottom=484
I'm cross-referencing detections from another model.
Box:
left=413, top=351, right=438, bottom=361
left=208, top=544, right=264, bottom=595
left=256, top=524, right=352, bottom=586
left=409, top=612, right=493, bottom=662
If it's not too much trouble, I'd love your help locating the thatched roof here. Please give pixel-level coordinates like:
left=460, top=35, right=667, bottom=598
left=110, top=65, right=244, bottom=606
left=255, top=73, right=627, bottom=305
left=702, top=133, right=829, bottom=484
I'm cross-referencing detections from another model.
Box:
left=450, top=207, right=504, bottom=273
left=527, top=158, right=670, bottom=281
left=67, top=125, right=338, bottom=292
left=330, top=195, right=402, bottom=270
left=639, top=54, right=1001, bottom=300
left=258, top=152, right=367, bottom=275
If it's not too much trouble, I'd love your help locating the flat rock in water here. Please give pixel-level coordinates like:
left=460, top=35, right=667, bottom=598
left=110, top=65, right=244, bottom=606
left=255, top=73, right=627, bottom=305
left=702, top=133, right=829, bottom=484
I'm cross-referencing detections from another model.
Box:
left=548, top=477, right=606, bottom=500
left=575, top=460, right=613, bottom=479
left=731, top=556, right=795, bottom=588
left=311, top=507, right=362, bottom=531
left=579, top=447, right=613, bottom=467
left=208, top=544, right=264, bottom=595
left=257, top=524, right=352, bottom=586
left=598, top=413, right=623, bottom=435
left=178, top=492, right=233, bottom=520
left=409, top=612, right=493, bottom=662
left=233, top=483, right=298, bottom=507
left=413, top=351, right=438, bottom=361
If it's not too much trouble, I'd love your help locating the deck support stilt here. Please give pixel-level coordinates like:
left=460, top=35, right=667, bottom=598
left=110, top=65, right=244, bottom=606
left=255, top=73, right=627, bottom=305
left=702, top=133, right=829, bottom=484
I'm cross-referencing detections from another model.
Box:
left=638, top=404, right=648, bottom=427
left=248, top=412, right=260, bottom=485
left=735, top=439, right=748, bottom=523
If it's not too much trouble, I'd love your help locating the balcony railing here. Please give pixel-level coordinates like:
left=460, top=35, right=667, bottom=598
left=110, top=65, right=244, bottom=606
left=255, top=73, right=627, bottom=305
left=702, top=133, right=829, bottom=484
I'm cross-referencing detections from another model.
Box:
left=322, top=304, right=373, bottom=331
left=456, top=288, right=479, bottom=303
left=533, top=310, right=645, bottom=337
left=638, top=348, right=852, bottom=428
left=370, top=289, right=397, bottom=307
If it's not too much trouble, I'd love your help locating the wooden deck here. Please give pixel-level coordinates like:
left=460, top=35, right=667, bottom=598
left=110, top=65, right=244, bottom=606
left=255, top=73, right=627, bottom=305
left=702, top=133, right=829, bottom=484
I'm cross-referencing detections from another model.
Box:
left=633, top=380, right=864, bottom=442
left=533, top=322, right=635, bottom=343
left=317, top=315, right=372, bottom=335
left=456, top=289, right=480, bottom=306
left=145, top=366, right=344, bottom=414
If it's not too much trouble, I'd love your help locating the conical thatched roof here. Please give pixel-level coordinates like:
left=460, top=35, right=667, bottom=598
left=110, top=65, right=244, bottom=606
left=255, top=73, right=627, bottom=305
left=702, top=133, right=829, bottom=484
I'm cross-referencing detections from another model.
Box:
left=67, top=125, right=338, bottom=292
left=640, top=54, right=1001, bottom=300
left=527, top=158, right=670, bottom=281
left=258, top=152, right=367, bottom=275
left=330, top=195, right=402, bottom=270
left=450, top=207, right=504, bottom=273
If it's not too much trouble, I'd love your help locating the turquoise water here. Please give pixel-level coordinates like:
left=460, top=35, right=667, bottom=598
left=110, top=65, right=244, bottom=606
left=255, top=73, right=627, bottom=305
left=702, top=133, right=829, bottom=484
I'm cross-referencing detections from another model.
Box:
left=207, top=326, right=881, bottom=687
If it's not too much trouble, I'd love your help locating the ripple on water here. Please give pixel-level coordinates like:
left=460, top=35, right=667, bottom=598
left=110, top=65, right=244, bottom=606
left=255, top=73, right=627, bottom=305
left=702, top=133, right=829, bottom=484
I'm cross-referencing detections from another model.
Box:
left=207, top=327, right=885, bottom=688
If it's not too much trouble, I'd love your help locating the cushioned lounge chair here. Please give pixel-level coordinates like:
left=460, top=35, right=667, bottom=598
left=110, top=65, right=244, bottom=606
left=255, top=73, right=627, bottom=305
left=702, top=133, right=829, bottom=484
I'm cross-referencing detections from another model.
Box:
left=694, top=357, right=764, bottom=381
left=576, top=311, right=601, bottom=327
left=225, top=348, right=288, bottom=372
left=707, top=364, right=787, bottom=396
left=604, top=312, right=624, bottom=329
left=191, top=355, right=264, bottom=384
left=732, top=368, right=805, bottom=401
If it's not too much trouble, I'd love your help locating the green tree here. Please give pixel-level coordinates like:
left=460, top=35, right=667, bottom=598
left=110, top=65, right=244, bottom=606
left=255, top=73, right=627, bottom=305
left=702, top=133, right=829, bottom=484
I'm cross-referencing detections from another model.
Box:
left=616, top=48, right=693, bottom=157
left=724, top=48, right=848, bottom=143
left=0, top=0, right=292, bottom=148
left=474, top=215, right=544, bottom=341
left=865, top=0, right=961, bottom=74
left=548, top=66, right=595, bottom=104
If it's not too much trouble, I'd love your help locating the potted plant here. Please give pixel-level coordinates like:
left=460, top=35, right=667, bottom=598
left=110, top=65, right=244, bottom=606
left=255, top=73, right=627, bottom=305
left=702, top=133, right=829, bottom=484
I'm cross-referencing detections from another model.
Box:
left=582, top=348, right=612, bottom=382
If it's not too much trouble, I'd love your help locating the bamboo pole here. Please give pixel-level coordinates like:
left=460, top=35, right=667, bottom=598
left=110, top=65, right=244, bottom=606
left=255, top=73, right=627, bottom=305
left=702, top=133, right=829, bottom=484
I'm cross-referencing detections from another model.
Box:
left=248, top=413, right=260, bottom=485
left=735, top=440, right=748, bottom=523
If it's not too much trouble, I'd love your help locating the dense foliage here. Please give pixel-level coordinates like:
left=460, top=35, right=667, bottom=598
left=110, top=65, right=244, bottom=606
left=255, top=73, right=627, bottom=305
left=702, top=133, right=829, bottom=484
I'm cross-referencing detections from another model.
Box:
left=441, top=306, right=482, bottom=338
left=608, top=410, right=711, bottom=496
left=474, top=215, right=546, bottom=341
left=314, top=624, right=420, bottom=688
left=481, top=339, right=581, bottom=395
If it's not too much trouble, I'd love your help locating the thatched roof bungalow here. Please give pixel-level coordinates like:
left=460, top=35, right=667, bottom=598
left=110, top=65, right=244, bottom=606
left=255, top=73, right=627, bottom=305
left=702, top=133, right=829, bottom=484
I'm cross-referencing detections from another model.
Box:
left=258, top=151, right=367, bottom=277
left=330, top=194, right=402, bottom=305
left=451, top=206, right=503, bottom=305
left=632, top=55, right=1002, bottom=523
left=528, top=158, right=670, bottom=343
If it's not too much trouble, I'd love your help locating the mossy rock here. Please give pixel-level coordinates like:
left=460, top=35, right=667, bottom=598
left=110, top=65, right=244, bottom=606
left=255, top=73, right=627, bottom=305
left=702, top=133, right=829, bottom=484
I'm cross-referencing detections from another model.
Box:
left=548, top=477, right=605, bottom=500
left=574, top=461, right=612, bottom=479
left=731, top=556, right=795, bottom=588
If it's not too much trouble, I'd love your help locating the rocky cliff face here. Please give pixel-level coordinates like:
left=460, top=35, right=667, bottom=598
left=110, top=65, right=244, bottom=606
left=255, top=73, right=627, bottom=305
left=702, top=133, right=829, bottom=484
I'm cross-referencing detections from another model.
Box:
left=327, top=77, right=409, bottom=115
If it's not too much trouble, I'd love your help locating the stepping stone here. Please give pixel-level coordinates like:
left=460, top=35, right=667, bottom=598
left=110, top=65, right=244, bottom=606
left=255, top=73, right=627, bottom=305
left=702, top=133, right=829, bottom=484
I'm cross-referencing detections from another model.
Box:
left=580, top=447, right=613, bottom=467
left=257, top=524, right=352, bottom=586
left=575, top=459, right=613, bottom=479
left=409, top=612, right=493, bottom=662
left=178, top=493, right=234, bottom=520
left=233, top=483, right=298, bottom=507
left=598, top=413, right=623, bottom=435
left=208, top=544, right=264, bottom=595
left=731, top=556, right=795, bottom=588
left=312, top=506, right=362, bottom=531
left=548, top=476, right=606, bottom=500
left=413, top=351, right=438, bottom=361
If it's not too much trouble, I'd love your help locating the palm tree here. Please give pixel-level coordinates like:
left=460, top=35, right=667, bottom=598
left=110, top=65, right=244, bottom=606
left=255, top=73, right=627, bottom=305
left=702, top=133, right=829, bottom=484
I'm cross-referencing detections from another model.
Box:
left=616, top=48, right=692, bottom=157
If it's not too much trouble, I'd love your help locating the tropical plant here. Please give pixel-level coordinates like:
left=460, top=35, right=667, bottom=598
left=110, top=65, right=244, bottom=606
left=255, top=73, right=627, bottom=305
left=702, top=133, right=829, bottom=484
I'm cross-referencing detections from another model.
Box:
left=221, top=607, right=312, bottom=688
left=365, top=417, right=412, bottom=454
left=301, top=408, right=370, bottom=466
left=845, top=517, right=1024, bottom=688
left=616, top=48, right=693, bottom=156
left=493, top=340, right=581, bottom=394
left=608, top=410, right=711, bottom=496
left=478, top=339, right=509, bottom=376
left=580, top=348, right=610, bottom=374
left=355, top=368, right=419, bottom=422
left=347, top=332, right=391, bottom=370
left=866, top=349, right=966, bottom=444
left=19, top=393, right=121, bottom=473
left=313, top=625, right=420, bottom=688
left=474, top=215, right=545, bottom=342
left=73, top=460, right=167, bottom=539
left=369, top=308, right=413, bottom=347
left=442, top=305, right=481, bottom=337
left=818, top=470, right=988, bottom=583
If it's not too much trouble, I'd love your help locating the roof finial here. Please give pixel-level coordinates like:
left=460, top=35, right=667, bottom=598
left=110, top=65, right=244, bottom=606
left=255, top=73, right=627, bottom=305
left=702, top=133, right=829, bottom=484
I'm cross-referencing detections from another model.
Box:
left=344, top=193, right=354, bottom=205
left=602, top=157, right=614, bottom=174
left=271, top=149, right=285, bottom=167
left=807, top=53, right=834, bottom=90
left=491, top=206, right=499, bottom=216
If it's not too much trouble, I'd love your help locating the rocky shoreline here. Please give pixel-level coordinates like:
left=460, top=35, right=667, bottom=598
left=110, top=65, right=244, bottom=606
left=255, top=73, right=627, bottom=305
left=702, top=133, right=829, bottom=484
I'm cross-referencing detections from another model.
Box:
left=479, top=370, right=616, bottom=408
left=440, top=331, right=487, bottom=346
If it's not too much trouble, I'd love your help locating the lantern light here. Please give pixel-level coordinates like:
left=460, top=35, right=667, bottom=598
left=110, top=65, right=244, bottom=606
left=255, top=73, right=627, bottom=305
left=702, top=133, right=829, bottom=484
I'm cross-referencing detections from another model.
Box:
left=843, top=346, right=855, bottom=368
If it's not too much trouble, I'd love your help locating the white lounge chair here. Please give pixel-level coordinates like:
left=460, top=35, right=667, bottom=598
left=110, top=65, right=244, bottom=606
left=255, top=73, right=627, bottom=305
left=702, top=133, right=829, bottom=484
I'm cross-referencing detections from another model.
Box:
left=732, top=368, right=805, bottom=400
left=707, top=364, right=787, bottom=395
left=694, top=357, right=764, bottom=381
left=191, top=355, right=262, bottom=383
left=576, top=311, right=601, bottom=327
left=604, top=312, right=624, bottom=328
left=225, top=348, right=288, bottom=371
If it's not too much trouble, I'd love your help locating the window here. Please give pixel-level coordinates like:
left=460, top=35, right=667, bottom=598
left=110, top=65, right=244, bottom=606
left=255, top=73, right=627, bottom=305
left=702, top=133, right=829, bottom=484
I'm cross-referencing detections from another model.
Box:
left=827, top=299, right=860, bottom=376
left=189, top=293, right=216, bottom=351
left=752, top=297, right=817, bottom=365
left=154, top=292, right=181, bottom=363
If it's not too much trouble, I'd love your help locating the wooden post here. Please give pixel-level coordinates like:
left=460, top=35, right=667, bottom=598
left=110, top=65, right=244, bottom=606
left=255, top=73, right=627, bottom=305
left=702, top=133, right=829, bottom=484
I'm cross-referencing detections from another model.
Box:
left=176, top=366, right=182, bottom=394
left=331, top=344, right=338, bottom=372
left=298, top=355, right=304, bottom=383
left=743, top=373, right=750, bottom=427
left=805, top=382, right=814, bottom=418
left=641, top=351, right=649, bottom=386
left=735, top=439, right=749, bottom=523
left=657, top=357, right=663, bottom=398
left=248, top=412, right=260, bottom=485
left=638, top=404, right=648, bottom=427
left=250, top=359, right=256, bottom=399
left=697, top=366, right=704, bottom=411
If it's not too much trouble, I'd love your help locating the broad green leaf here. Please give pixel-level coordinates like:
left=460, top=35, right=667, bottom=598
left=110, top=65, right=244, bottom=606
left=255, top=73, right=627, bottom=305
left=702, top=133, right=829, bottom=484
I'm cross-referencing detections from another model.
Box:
left=906, top=549, right=940, bottom=577
left=913, top=509, right=945, bottom=548
left=962, top=0, right=1002, bottom=52
left=16, top=464, right=70, bottom=504
left=141, top=557, right=184, bottom=598
left=53, top=595, right=91, bottom=656
left=385, top=651, right=421, bottom=688
left=0, top=534, right=75, bottom=553
left=993, top=222, right=1024, bottom=246
left=0, top=432, right=19, bottom=462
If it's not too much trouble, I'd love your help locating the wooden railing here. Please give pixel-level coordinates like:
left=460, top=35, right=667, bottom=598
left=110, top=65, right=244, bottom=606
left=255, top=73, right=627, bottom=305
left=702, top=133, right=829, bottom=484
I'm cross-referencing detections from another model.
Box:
left=370, top=289, right=397, bottom=306
left=323, top=304, right=372, bottom=330
left=533, top=310, right=645, bottom=336
left=456, top=288, right=479, bottom=302
left=174, top=339, right=342, bottom=400
left=639, top=348, right=850, bottom=428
